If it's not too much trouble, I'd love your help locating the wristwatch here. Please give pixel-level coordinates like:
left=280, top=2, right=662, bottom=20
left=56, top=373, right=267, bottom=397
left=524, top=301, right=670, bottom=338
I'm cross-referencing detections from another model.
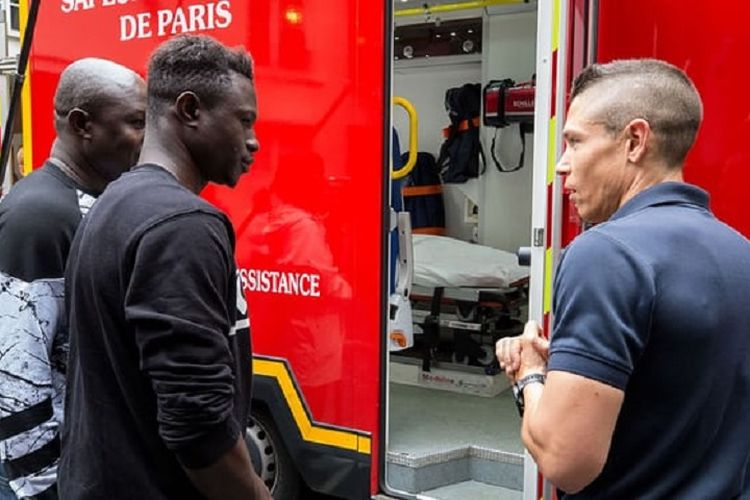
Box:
left=512, top=373, right=546, bottom=417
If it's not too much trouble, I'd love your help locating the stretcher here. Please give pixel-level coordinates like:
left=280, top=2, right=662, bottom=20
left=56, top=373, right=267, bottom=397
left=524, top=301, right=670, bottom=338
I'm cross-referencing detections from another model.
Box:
left=408, top=235, right=529, bottom=371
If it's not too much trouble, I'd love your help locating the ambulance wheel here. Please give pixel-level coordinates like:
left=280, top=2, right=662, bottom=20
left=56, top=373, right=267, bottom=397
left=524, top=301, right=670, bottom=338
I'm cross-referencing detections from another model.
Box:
left=246, top=409, right=301, bottom=499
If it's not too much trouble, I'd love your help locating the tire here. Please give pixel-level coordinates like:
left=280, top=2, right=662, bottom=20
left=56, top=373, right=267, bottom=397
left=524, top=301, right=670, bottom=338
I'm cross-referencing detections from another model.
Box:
left=245, top=409, right=302, bottom=499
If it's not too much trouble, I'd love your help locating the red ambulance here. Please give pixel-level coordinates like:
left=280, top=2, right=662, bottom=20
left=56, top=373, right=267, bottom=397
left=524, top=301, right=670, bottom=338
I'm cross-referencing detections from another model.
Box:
left=18, top=0, right=750, bottom=498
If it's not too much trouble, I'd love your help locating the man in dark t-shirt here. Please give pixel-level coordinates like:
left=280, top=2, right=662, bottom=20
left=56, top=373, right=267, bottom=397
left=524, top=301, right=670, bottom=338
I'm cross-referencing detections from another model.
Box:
left=0, top=59, right=145, bottom=499
left=60, top=35, right=270, bottom=500
left=497, top=59, right=750, bottom=497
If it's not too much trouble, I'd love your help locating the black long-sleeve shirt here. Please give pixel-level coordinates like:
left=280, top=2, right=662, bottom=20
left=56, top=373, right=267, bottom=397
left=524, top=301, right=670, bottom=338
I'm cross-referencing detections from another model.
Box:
left=0, top=162, right=97, bottom=499
left=59, top=165, right=252, bottom=499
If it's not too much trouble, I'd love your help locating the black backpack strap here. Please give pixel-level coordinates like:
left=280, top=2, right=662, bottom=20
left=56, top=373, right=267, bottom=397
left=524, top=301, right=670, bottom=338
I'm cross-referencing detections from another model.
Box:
left=490, top=123, right=528, bottom=173
left=466, top=117, right=486, bottom=176
left=478, top=139, right=487, bottom=176
left=436, top=130, right=452, bottom=175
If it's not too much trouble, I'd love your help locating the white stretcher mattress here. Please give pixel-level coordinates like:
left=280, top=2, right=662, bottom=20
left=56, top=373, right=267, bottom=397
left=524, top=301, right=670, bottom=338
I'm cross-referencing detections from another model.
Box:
left=412, top=235, right=528, bottom=289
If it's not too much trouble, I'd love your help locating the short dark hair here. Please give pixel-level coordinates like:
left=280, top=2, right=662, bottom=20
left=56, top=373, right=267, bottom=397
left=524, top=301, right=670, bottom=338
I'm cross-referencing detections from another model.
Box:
left=147, top=35, right=254, bottom=117
left=571, top=59, right=702, bottom=168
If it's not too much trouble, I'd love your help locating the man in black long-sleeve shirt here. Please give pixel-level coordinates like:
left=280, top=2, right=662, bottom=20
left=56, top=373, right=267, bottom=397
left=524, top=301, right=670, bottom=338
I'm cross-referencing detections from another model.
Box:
left=0, top=58, right=146, bottom=499
left=59, top=35, right=270, bottom=499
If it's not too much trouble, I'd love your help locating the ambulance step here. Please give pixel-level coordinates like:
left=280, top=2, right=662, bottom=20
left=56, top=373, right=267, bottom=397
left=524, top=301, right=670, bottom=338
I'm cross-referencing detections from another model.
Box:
left=419, top=480, right=522, bottom=500
left=385, top=446, right=523, bottom=494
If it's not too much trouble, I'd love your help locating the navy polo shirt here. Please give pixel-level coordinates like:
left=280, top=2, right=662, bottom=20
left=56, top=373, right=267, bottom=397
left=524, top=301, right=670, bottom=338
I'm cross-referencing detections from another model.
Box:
left=548, top=182, right=750, bottom=498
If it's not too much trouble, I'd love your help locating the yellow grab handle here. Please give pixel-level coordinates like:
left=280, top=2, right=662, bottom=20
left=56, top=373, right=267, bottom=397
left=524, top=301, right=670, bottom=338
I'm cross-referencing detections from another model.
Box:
left=392, top=96, right=418, bottom=180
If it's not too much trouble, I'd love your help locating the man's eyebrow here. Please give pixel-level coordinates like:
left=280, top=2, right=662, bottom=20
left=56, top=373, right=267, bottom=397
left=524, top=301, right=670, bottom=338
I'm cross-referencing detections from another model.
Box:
left=563, top=124, right=587, bottom=137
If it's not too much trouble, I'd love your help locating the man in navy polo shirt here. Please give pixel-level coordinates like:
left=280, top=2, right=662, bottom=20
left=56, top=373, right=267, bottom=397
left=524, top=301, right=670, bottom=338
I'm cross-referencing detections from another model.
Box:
left=497, top=59, right=750, bottom=497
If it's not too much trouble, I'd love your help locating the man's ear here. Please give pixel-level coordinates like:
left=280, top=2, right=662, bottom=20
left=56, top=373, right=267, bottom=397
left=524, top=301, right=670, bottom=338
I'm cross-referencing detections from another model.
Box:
left=175, top=91, right=201, bottom=128
left=67, top=108, right=92, bottom=139
left=625, top=118, right=650, bottom=164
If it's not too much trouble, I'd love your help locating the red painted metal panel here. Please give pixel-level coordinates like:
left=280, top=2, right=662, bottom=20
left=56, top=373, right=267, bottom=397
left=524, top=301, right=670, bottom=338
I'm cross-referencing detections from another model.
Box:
left=29, top=0, right=385, bottom=493
left=597, top=0, right=750, bottom=239
left=560, top=0, right=588, bottom=246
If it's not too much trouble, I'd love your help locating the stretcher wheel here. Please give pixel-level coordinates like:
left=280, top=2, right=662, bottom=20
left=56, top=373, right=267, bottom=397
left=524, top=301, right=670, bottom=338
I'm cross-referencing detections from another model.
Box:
left=476, top=344, right=495, bottom=366
left=451, top=352, right=470, bottom=365
left=451, top=344, right=495, bottom=366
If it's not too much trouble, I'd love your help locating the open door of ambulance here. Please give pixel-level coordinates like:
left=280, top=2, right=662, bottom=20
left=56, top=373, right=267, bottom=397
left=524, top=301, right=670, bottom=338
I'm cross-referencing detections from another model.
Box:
left=593, top=1, right=750, bottom=240
left=384, top=0, right=750, bottom=498
left=382, top=1, right=579, bottom=498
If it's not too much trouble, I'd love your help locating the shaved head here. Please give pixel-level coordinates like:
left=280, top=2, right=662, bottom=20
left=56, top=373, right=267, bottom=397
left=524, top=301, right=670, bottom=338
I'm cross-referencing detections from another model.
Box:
left=571, top=59, right=703, bottom=168
left=54, top=58, right=144, bottom=130
left=50, top=57, right=147, bottom=190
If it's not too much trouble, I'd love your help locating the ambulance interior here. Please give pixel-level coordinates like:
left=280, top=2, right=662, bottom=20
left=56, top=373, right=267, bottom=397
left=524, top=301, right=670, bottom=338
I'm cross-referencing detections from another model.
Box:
left=386, top=2, right=538, bottom=498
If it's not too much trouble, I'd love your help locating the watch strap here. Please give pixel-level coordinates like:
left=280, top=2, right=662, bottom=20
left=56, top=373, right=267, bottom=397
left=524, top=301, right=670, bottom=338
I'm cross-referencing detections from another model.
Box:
left=512, top=373, right=546, bottom=417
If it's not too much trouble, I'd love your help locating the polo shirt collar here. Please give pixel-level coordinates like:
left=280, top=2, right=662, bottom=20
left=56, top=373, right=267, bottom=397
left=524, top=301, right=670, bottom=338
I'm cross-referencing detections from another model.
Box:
left=609, top=182, right=709, bottom=222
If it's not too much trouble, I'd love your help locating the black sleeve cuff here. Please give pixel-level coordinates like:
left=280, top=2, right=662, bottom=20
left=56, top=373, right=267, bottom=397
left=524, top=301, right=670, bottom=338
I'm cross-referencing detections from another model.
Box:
left=173, top=416, right=241, bottom=469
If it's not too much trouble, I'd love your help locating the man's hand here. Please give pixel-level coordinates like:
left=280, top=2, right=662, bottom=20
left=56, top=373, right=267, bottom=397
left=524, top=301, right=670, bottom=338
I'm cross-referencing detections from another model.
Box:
left=183, top=436, right=272, bottom=500
left=517, top=320, right=549, bottom=379
left=496, top=335, right=522, bottom=381
left=496, top=320, right=550, bottom=382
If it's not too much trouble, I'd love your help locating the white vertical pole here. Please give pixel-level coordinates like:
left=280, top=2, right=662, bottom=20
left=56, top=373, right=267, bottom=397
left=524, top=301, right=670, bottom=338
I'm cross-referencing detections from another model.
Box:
left=551, top=0, right=570, bottom=309
left=523, top=0, right=567, bottom=500
left=528, top=0, right=554, bottom=326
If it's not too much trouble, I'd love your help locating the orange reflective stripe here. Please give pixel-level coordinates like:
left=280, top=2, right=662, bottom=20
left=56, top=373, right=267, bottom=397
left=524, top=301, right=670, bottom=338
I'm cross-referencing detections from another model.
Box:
left=413, top=227, right=446, bottom=236
left=442, top=116, right=481, bottom=137
left=402, top=185, right=442, bottom=197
